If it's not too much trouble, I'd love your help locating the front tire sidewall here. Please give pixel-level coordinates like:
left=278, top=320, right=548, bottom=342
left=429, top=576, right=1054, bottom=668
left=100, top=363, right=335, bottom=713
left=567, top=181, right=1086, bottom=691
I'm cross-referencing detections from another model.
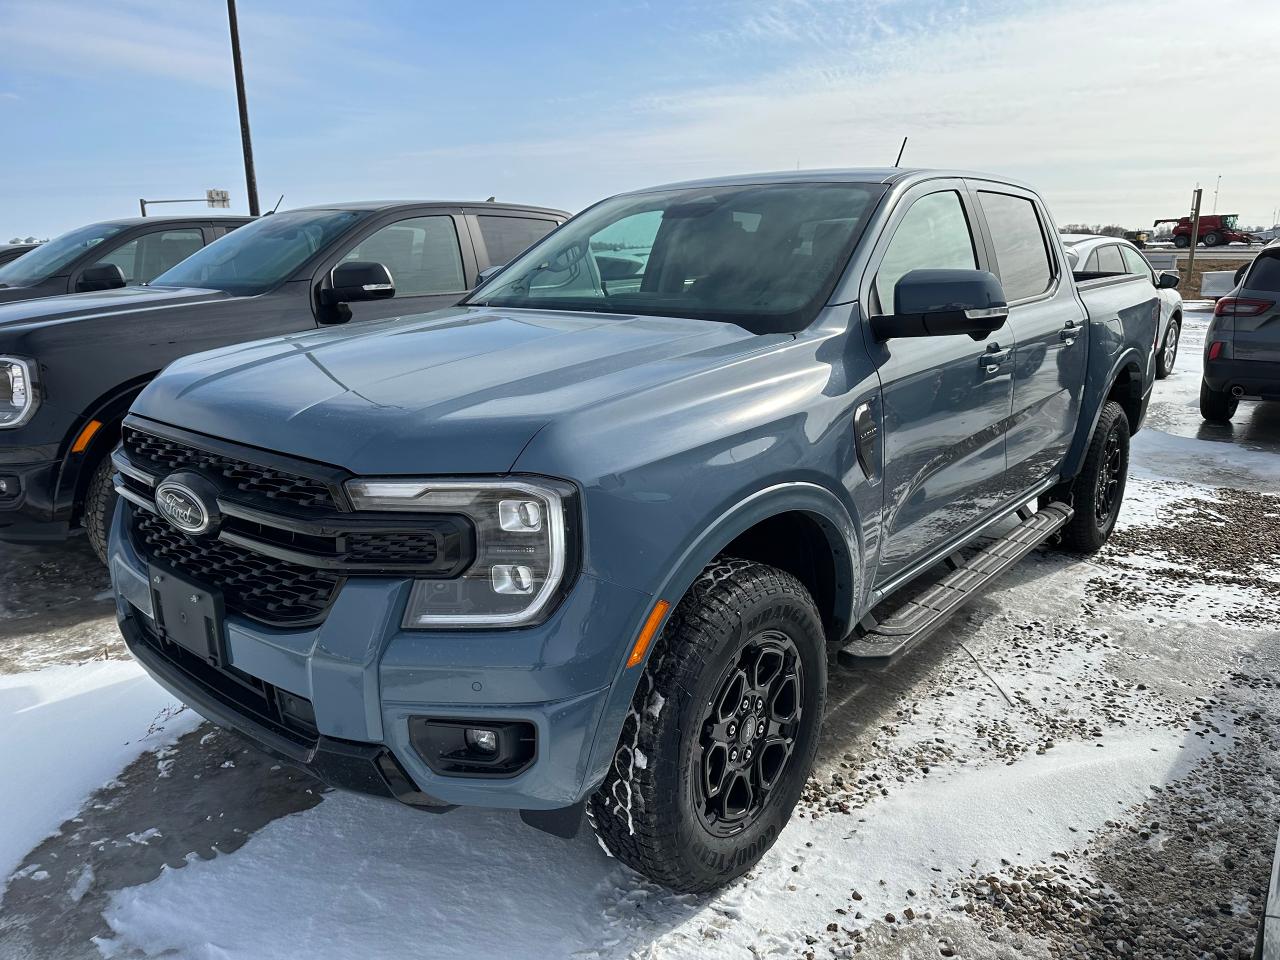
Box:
left=1156, top=320, right=1179, bottom=379
left=84, top=455, right=117, bottom=566
left=672, top=597, right=825, bottom=885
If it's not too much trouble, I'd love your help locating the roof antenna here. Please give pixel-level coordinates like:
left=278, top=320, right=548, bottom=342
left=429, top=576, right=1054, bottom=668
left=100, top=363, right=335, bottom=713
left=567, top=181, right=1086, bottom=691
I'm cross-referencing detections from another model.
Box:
left=264, top=194, right=284, bottom=216
left=894, top=136, right=908, bottom=167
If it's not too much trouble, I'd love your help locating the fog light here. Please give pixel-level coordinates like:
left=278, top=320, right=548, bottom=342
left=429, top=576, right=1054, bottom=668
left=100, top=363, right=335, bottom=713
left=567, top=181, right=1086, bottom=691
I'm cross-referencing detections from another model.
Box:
left=491, top=564, right=534, bottom=594
left=499, top=499, right=542, bottom=532
left=465, top=728, right=498, bottom=754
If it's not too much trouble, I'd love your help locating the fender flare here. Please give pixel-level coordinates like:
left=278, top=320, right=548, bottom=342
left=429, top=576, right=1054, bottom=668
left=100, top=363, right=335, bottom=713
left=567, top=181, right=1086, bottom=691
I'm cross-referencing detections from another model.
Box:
left=577, top=481, right=863, bottom=799
left=1060, top=347, right=1147, bottom=482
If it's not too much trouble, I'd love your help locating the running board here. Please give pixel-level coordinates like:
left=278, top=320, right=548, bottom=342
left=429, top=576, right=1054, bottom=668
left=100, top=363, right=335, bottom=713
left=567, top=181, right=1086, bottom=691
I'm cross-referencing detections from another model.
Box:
left=838, top=502, right=1073, bottom=667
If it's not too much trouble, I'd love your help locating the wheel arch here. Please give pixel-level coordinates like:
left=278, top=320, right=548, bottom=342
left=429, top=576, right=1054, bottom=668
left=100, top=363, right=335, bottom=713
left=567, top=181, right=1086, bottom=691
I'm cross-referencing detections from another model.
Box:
left=1060, top=355, right=1146, bottom=483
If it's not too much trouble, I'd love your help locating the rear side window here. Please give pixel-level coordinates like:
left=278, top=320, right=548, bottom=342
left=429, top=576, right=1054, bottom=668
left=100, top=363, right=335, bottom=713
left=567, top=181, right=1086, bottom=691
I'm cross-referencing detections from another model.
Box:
left=476, top=216, right=558, bottom=266
left=1095, top=245, right=1124, bottom=274
left=94, top=228, right=204, bottom=284
left=1245, top=255, right=1280, bottom=292
left=978, top=192, right=1054, bottom=301
left=341, top=216, right=465, bottom=296
left=874, top=191, right=977, bottom=312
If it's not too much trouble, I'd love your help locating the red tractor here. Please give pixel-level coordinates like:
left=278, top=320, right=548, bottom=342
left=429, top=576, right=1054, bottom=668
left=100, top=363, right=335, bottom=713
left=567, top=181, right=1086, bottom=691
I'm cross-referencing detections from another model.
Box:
left=1153, top=214, right=1262, bottom=248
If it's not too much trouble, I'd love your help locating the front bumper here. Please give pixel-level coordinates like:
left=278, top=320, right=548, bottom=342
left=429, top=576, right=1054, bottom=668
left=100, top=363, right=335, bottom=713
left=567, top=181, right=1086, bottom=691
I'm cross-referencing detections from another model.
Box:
left=110, top=503, right=652, bottom=812
left=0, top=443, right=72, bottom=543
left=1203, top=356, right=1280, bottom=399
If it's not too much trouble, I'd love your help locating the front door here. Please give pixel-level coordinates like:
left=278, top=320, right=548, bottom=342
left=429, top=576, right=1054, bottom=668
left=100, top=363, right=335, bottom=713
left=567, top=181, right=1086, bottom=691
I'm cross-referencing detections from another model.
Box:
left=972, top=187, right=1085, bottom=497
left=329, top=214, right=473, bottom=323
left=863, top=184, right=1015, bottom=585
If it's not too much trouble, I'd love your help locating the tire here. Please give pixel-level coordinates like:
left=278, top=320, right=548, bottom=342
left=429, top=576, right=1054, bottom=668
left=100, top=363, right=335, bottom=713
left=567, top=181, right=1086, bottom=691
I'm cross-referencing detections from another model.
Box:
left=1058, top=401, right=1130, bottom=554
left=83, top=454, right=117, bottom=566
left=1155, top=317, right=1180, bottom=379
left=1203, top=231, right=1222, bottom=247
left=589, top=558, right=827, bottom=893
left=1200, top=378, right=1238, bottom=424
left=1173, top=235, right=1190, bottom=249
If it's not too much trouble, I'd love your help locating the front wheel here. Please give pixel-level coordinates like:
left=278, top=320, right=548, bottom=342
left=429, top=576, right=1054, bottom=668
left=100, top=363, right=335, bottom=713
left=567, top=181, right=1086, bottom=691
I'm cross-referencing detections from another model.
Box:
left=1156, top=318, right=1180, bottom=379
left=1200, top=378, right=1238, bottom=424
left=1058, top=401, right=1130, bottom=554
left=590, top=558, right=827, bottom=893
left=1203, top=231, right=1222, bottom=247
left=1173, top=235, right=1190, bottom=249
left=84, top=454, right=118, bottom=566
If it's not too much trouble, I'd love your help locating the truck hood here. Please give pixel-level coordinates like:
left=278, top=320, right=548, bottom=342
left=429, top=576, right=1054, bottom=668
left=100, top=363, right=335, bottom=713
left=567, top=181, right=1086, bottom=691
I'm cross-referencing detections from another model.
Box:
left=0, top=284, right=231, bottom=331
left=133, top=306, right=774, bottom=475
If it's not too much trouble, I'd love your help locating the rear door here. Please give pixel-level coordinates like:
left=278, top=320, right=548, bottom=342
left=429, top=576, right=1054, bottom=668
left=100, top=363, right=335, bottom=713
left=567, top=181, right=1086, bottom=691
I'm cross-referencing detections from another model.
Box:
left=863, top=181, right=1015, bottom=584
left=971, top=185, right=1086, bottom=498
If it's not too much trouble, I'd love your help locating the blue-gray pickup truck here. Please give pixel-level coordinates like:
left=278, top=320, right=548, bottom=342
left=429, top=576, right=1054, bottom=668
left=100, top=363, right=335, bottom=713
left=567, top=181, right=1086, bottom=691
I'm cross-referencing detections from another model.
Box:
left=108, top=168, right=1159, bottom=892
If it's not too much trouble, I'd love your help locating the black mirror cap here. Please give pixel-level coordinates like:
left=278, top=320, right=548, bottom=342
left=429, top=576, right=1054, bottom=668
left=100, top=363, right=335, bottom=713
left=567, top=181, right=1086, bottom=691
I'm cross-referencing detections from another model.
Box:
left=1157, top=270, right=1181, bottom=290
left=473, top=263, right=506, bottom=289
left=325, top=261, right=395, bottom=305
left=872, top=268, right=1009, bottom=340
left=77, top=263, right=127, bottom=292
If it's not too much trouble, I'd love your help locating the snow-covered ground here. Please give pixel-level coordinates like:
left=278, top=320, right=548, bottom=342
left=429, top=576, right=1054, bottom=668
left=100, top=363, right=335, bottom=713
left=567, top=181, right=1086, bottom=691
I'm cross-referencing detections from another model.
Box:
left=2, top=307, right=1277, bottom=959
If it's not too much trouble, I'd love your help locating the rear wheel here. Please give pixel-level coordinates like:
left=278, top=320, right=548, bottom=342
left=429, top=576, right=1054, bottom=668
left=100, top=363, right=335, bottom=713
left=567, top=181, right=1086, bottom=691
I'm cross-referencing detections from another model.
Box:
left=84, top=454, right=117, bottom=566
left=589, top=558, right=826, bottom=893
left=1058, top=401, right=1129, bottom=554
left=1156, top=317, right=1180, bottom=379
left=1200, top=378, right=1238, bottom=424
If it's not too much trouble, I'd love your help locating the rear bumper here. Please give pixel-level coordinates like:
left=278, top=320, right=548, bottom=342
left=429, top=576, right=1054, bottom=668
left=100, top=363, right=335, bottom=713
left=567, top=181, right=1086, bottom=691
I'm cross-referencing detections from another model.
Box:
left=1203, top=357, right=1280, bottom=399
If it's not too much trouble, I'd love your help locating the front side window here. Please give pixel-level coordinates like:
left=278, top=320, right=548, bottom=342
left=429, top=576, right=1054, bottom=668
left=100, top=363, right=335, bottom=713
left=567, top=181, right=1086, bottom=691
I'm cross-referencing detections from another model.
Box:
left=0, top=221, right=129, bottom=287
left=469, top=182, right=885, bottom=334
left=340, top=216, right=465, bottom=297
left=94, top=228, right=204, bottom=284
left=475, top=216, right=558, bottom=267
left=978, top=191, right=1054, bottom=301
left=1120, top=245, right=1153, bottom=282
left=151, top=210, right=361, bottom=295
left=873, top=191, right=977, bottom=312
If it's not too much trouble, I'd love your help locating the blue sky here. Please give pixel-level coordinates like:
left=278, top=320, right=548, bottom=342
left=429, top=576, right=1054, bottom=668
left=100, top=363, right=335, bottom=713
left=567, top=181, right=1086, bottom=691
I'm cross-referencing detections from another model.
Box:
left=2, top=0, right=1278, bottom=239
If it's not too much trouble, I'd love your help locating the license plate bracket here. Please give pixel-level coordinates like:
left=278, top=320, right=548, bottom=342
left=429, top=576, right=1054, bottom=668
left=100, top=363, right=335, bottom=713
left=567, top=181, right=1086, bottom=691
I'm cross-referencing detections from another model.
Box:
left=149, top=564, right=226, bottom=665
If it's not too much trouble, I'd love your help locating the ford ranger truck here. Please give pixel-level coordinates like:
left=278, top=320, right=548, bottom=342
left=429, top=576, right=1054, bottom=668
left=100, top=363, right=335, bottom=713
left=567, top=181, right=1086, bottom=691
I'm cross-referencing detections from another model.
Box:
left=109, top=169, right=1159, bottom=893
left=0, top=201, right=564, bottom=562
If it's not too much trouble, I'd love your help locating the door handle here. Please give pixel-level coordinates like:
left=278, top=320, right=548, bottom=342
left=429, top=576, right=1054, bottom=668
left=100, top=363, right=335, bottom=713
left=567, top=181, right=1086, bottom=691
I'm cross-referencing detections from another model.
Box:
left=1060, top=329, right=1078, bottom=344
left=979, top=349, right=1011, bottom=373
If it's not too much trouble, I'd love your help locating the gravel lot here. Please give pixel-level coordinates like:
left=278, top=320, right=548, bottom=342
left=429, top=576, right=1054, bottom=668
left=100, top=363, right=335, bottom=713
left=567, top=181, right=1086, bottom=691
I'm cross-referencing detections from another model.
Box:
left=1, top=307, right=1277, bottom=960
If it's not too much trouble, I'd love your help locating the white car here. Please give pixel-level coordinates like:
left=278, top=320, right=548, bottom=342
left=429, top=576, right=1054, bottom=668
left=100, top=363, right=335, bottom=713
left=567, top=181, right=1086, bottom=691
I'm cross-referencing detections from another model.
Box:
left=1060, top=233, right=1184, bottom=379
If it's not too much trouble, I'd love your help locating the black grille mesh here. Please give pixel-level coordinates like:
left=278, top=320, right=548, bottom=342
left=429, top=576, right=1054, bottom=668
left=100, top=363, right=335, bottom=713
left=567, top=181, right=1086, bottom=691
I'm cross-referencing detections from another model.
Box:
left=133, top=510, right=340, bottom=625
left=345, top=531, right=442, bottom=565
left=123, top=427, right=335, bottom=509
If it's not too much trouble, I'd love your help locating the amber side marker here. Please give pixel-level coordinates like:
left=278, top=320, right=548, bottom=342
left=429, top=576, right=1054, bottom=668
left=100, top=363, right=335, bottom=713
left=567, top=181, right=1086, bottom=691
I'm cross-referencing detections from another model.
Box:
left=71, top=419, right=103, bottom=454
left=627, top=600, right=671, bottom=668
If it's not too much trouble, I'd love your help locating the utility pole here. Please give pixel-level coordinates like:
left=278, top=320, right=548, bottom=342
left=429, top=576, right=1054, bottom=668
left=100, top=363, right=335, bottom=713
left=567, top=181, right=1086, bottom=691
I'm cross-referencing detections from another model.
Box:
left=227, top=0, right=260, bottom=216
left=1212, top=175, right=1221, bottom=214
left=1186, top=187, right=1203, bottom=288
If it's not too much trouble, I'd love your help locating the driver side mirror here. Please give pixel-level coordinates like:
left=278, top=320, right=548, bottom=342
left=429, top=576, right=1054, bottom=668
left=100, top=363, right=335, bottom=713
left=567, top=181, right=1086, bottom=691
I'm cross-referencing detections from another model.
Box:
left=1157, top=270, right=1180, bottom=290
left=324, top=261, right=395, bottom=306
left=871, top=269, right=1009, bottom=341
left=474, top=263, right=506, bottom=288
left=77, top=263, right=127, bottom=292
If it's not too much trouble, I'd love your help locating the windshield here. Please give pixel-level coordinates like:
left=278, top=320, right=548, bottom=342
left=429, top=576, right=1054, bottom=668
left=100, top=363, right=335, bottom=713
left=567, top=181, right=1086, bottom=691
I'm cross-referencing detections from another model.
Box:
left=0, top=221, right=129, bottom=287
left=468, top=181, right=885, bottom=333
left=150, top=210, right=362, bottom=295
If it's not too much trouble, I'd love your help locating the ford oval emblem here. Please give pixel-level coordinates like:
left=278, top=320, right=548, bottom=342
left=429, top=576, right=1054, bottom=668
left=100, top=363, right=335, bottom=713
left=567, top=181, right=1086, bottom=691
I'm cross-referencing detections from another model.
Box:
left=155, top=475, right=215, bottom=536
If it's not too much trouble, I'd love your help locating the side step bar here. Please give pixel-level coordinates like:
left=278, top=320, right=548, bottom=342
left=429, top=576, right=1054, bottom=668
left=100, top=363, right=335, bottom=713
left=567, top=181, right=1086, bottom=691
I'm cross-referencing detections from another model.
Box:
left=838, top=502, right=1073, bottom=668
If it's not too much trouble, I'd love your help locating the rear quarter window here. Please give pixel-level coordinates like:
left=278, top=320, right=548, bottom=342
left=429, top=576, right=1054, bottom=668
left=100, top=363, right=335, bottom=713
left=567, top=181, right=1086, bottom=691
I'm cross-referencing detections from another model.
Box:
left=1245, top=255, right=1280, bottom=292
left=977, top=191, right=1055, bottom=301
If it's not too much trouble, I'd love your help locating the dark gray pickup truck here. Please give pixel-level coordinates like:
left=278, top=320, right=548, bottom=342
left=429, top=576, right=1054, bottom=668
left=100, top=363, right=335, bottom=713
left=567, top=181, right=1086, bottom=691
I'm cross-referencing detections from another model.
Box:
left=0, top=200, right=565, bottom=560
left=0, top=216, right=251, bottom=304
left=110, top=169, right=1159, bottom=892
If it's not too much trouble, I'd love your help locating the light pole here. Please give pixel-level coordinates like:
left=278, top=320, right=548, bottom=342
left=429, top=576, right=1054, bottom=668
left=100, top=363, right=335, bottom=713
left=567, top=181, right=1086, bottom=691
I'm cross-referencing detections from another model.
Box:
left=227, top=0, right=260, bottom=216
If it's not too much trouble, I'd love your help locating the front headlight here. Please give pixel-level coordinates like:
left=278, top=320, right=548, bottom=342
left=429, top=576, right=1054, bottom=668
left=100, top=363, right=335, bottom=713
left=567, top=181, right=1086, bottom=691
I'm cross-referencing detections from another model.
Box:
left=0, top=356, right=38, bottom=428
left=345, top=477, right=574, bottom=628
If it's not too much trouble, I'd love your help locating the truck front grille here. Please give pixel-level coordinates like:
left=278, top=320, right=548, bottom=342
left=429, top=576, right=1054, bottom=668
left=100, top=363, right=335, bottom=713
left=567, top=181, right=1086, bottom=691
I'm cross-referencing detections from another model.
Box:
left=123, top=426, right=337, bottom=510
left=132, top=509, right=341, bottom=624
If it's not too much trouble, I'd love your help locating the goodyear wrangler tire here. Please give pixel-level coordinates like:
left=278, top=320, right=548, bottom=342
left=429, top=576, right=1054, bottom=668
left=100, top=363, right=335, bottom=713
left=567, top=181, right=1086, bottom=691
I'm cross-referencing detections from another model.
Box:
left=589, top=557, right=826, bottom=893
left=1058, top=400, right=1130, bottom=555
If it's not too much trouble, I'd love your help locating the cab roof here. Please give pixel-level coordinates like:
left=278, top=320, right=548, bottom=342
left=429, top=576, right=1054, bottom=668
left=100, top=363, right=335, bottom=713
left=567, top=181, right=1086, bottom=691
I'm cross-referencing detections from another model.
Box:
left=628, top=167, right=1037, bottom=195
